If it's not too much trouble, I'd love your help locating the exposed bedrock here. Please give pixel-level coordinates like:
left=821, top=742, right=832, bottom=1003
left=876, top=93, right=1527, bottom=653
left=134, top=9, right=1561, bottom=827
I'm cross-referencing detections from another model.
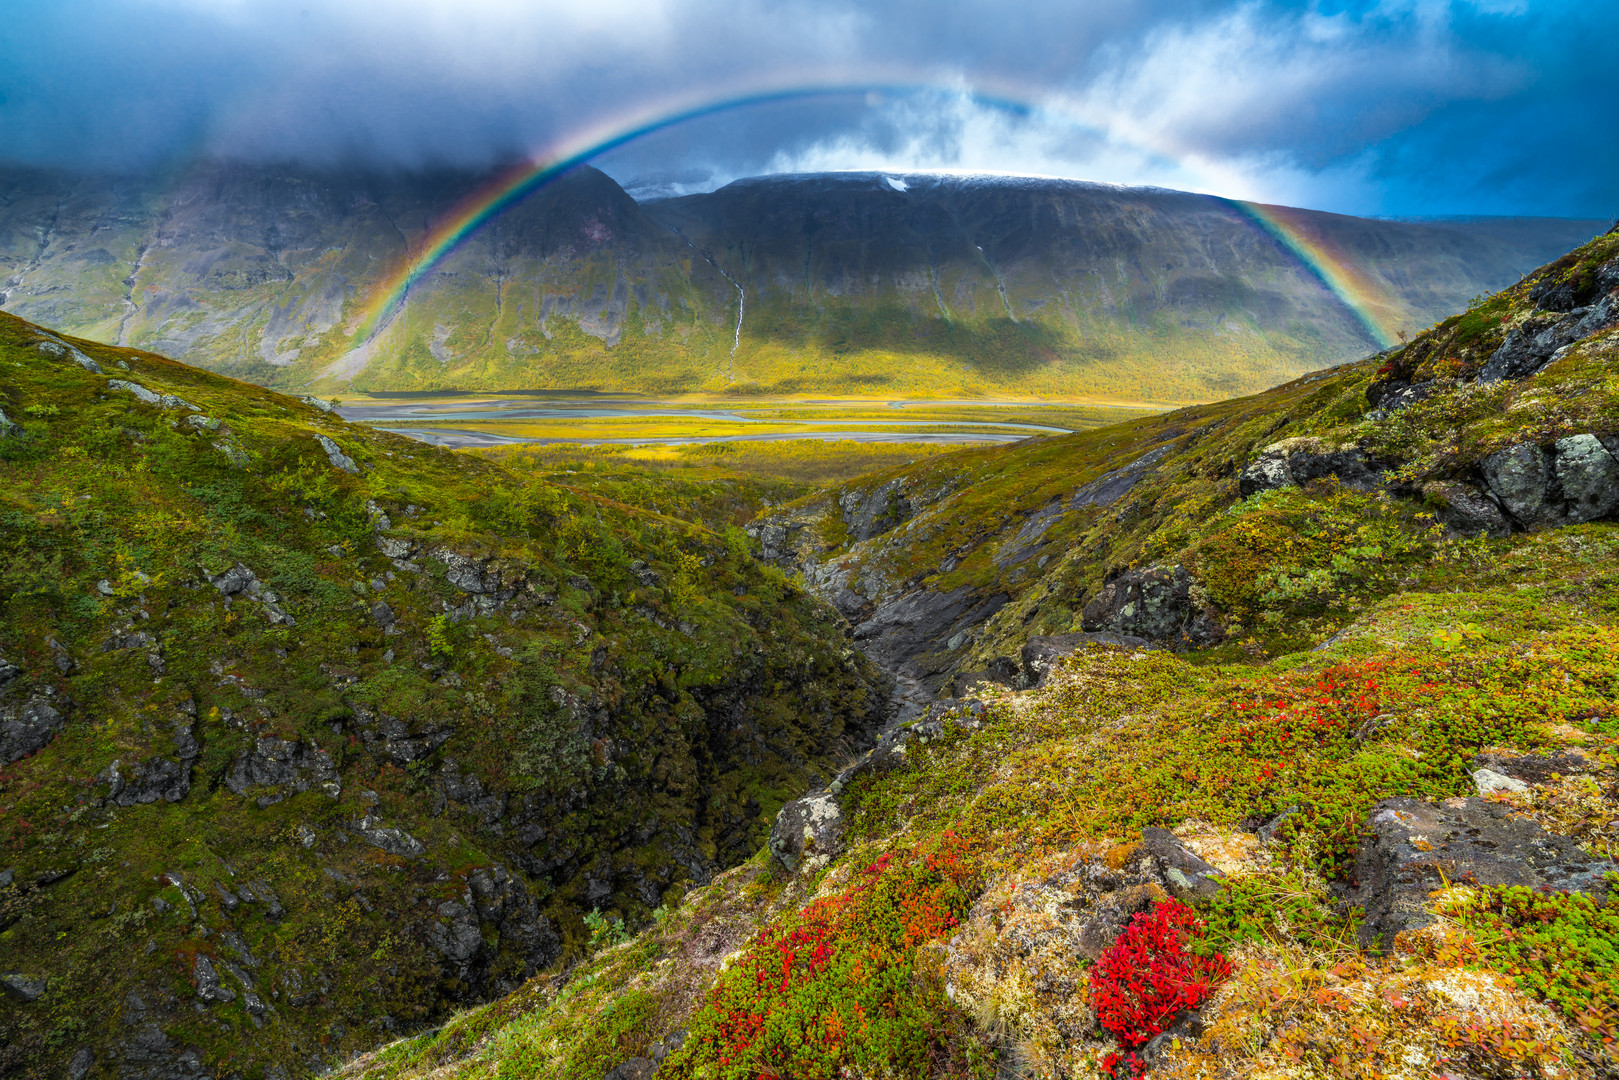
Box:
left=1238, top=437, right=1390, bottom=499
left=1350, top=796, right=1615, bottom=952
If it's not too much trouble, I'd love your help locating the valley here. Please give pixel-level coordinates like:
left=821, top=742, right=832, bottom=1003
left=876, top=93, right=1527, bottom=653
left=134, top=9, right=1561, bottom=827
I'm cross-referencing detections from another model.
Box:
left=2, top=218, right=1617, bottom=1080
left=331, top=395, right=1156, bottom=449
left=0, top=177, right=1612, bottom=1080
left=5, top=2, right=1614, bottom=1079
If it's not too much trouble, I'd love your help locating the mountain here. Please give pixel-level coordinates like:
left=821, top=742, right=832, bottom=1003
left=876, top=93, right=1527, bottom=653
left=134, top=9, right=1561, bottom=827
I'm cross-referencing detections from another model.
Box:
left=0, top=162, right=1604, bottom=402
left=337, top=230, right=1619, bottom=1080
left=0, top=313, right=886, bottom=1078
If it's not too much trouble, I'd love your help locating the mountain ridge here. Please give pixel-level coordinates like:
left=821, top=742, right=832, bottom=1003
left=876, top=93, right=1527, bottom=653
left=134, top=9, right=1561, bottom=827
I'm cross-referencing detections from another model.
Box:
left=0, top=161, right=1603, bottom=402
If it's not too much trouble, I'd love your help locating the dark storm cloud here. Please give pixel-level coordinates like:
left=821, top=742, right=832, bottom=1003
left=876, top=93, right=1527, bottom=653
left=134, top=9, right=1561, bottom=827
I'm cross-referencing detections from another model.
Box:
left=0, top=0, right=1613, bottom=217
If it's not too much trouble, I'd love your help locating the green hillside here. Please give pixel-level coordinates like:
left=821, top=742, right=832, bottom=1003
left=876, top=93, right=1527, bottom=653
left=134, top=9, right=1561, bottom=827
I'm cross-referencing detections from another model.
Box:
left=336, top=230, right=1619, bottom=1080
left=0, top=313, right=886, bottom=1078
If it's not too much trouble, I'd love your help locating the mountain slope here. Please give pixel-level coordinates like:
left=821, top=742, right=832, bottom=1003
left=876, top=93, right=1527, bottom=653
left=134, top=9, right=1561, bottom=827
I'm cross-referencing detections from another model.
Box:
left=339, top=229, right=1619, bottom=1080
left=0, top=312, right=886, bottom=1078
left=0, top=163, right=1603, bottom=401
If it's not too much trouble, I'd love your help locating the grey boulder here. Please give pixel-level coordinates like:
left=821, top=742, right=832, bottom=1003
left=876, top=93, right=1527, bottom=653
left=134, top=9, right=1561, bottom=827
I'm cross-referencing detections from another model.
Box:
left=1, top=694, right=66, bottom=766
left=1, top=973, right=46, bottom=1001
left=769, top=789, right=843, bottom=873
left=226, top=736, right=341, bottom=805
left=1239, top=438, right=1386, bottom=498
left=315, top=433, right=359, bottom=473
left=1480, top=291, right=1619, bottom=382
left=354, top=815, right=426, bottom=858
left=1480, top=434, right=1619, bottom=529
left=108, top=379, right=200, bottom=412
left=1419, top=480, right=1512, bottom=538
left=192, top=956, right=235, bottom=1004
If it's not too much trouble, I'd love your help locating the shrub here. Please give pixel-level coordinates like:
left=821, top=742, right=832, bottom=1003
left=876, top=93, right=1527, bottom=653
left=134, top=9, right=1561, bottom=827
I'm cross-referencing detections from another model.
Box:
left=663, top=833, right=987, bottom=1080
left=1091, top=899, right=1232, bottom=1078
left=1438, top=882, right=1619, bottom=1043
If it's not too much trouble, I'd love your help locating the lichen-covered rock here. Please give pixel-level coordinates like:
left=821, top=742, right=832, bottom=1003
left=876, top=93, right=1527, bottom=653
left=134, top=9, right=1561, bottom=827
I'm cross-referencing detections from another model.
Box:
left=353, top=815, right=426, bottom=858
left=98, top=714, right=200, bottom=807
left=1238, top=438, right=1387, bottom=498
left=852, top=585, right=1009, bottom=683
left=1471, top=767, right=1530, bottom=796
left=1480, top=434, right=1619, bottom=528
left=768, top=790, right=843, bottom=874
left=1018, top=631, right=1156, bottom=689
left=1, top=690, right=66, bottom=766
left=192, top=956, right=234, bottom=1005
left=0, top=407, right=19, bottom=438
left=1364, top=378, right=1438, bottom=417
left=839, top=477, right=915, bottom=542
left=1081, top=564, right=1222, bottom=650
left=1351, top=796, right=1614, bottom=952
left=1479, top=292, right=1619, bottom=382
left=942, top=833, right=1220, bottom=1077
left=314, top=433, right=359, bottom=473
left=107, top=379, right=200, bottom=412
left=1418, top=479, right=1512, bottom=538
left=422, top=864, right=559, bottom=999
left=1, top=973, right=45, bottom=1001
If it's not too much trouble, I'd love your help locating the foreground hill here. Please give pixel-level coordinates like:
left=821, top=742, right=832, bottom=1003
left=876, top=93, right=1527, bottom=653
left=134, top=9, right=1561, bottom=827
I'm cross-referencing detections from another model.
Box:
left=0, top=314, right=886, bottom=1078
left=0, top=162, right=1603, bottom=401
left=341, top=231, right=1619, bottom=1078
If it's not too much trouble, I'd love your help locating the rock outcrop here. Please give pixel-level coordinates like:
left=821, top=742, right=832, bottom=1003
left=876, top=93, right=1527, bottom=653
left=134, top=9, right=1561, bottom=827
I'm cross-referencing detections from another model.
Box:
left=1479, top=291, right=1619, bottom=383
left=1351, top=796, right=1615, bottom=952
left=1239, top=437, right=1388, bottom=498
left=942, top=832, right=1222, bottom=1075
left=1081, top=565, right=1223, bottom=650
left=1480, top=434, right=1619, bottom=529
left=767, top=790, right=844, bottom=874
left=0, top=689, right=66, bottom=766
left=225, top=736, right=341, bottom=807
left=1016, top=631, right=1156, bottom=689
left=1417, top=480, right=1513, bottom=538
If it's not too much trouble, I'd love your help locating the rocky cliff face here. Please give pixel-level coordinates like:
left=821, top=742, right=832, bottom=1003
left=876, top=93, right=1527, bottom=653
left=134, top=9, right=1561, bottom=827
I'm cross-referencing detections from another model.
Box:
left=0, top=311, right=887, bottom=1079
left=0, top=163, right=1602, bottom=400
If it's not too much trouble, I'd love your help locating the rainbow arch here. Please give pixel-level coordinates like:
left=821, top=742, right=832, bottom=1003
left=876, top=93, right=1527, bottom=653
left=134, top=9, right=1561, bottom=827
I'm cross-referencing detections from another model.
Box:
left=349, top=82, right=1044, bottom=344
left=1228, top=201, right=1403, bottom=349
left=348, top=81, right=1405, bottom=354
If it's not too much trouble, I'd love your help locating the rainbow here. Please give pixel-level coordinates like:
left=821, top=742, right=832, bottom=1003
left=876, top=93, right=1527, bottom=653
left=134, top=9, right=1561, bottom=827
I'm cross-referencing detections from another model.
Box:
left=350, top=82, right=1065, bottom=344
left=1228, top=201, right=1404, bottom=349
left=348, top=80, right=1407, bottom=354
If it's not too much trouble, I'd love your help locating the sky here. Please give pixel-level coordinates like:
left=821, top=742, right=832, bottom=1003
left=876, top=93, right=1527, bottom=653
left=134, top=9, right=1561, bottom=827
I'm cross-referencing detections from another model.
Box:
left=0, top=0, right=1613, bottom=219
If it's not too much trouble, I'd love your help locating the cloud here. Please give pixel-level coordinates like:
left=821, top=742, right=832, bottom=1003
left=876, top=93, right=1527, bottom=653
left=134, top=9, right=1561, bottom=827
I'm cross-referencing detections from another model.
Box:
left=0, top=0, right=1612, bottom=217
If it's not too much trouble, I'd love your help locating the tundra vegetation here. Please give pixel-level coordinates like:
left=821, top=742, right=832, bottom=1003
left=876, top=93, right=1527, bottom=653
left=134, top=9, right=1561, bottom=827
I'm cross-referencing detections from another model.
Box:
left=0, top=312, right=888, bottom=1077
left=336, top=228, right=1619, bottom=1080
left=2, top=228, right=1618, bottom=1080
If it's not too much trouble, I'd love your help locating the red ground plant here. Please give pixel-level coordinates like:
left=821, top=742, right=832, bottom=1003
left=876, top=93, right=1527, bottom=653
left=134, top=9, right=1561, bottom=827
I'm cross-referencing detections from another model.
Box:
left=1090, top=899, right=1233, bottom=1078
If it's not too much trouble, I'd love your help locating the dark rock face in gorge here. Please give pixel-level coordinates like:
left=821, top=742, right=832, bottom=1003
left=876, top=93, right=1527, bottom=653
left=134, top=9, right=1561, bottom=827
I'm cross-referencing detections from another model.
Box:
left=0, top=163, right=1603, bottom=399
